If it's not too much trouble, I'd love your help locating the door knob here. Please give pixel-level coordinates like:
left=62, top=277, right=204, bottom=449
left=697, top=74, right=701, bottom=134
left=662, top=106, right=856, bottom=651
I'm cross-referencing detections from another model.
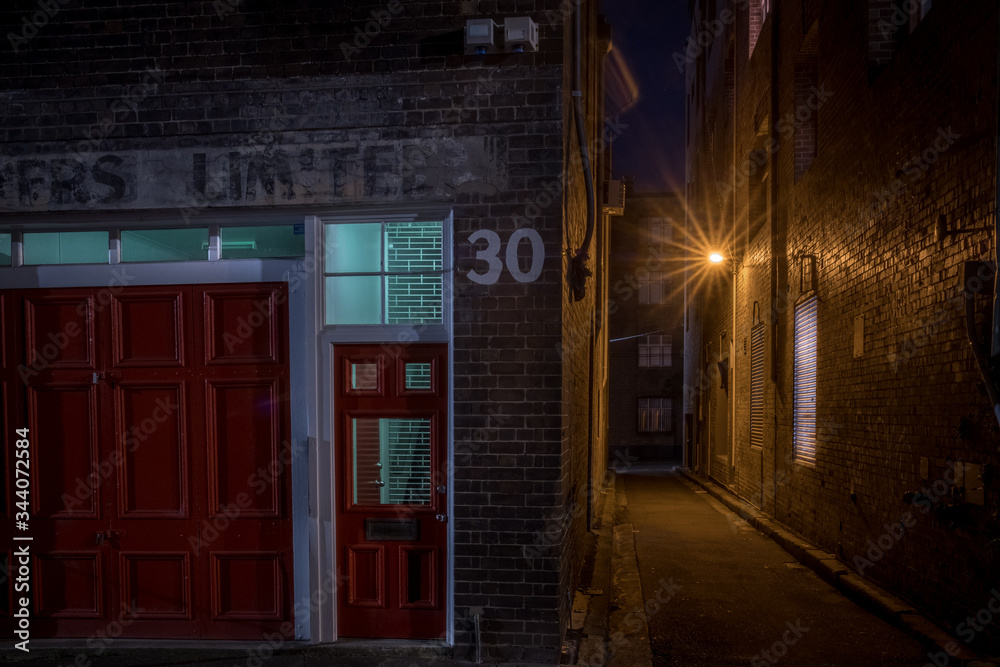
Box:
left=371, top=479, right=385, bottom=487
left=435, top=514, right=447, bottom=523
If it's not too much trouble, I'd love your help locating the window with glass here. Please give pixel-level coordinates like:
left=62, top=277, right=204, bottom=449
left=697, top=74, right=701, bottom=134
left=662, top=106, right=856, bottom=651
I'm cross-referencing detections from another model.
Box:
left=0, top=233, right=12, bottom=266
left=219, top=225, right=305, bottom=259
left=324, top=221, right=444, bottom=326
left=638, top=271, right=668, bottom=305
left=352, top=417, right=432, bottom=505
left=638, top=335, right=672, bottom=368
left=23, top=231, right=109, bottom=265
left=643, top=217, right=672, bottom=252
left=638, top=398, right=671, bottom=433
left=121, top=228, right=208, bottom=262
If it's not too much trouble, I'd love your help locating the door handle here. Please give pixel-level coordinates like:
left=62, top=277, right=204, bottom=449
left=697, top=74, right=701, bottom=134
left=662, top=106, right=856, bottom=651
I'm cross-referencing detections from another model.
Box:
left=371, top=480, right=385, bottom=487
left=435, top=514, right=447, bottom=523
left=96, top=529, right=127, bottom=545
left=91, top=372, right=121, bottom=386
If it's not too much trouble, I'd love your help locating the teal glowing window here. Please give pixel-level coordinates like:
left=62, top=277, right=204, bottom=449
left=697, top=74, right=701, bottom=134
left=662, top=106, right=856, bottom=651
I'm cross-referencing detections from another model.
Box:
left=404, top=363, right=432, bottom=390
left=325, top=275, right=382, bottom=325
left=326, top=223, right=382, bottom=273
left=0, top=234, right=10, bottom=266
left=23, top=232, right=109, bottom=265
left=220, top=225, right=305, bottom=259
left=323, top=221, right=443, bottom=326
left=352, top=417, right=431, bottom=506
left=122, top=228, right=208, bottom=262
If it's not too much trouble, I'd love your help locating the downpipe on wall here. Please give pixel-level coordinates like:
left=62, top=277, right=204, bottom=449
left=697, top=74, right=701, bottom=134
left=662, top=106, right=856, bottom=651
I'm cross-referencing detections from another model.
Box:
left=570, top=0, right=595, bottom=302
left=973, top=8, right=1000, bottom=429
left=966, top=261, right=1000, bottom=427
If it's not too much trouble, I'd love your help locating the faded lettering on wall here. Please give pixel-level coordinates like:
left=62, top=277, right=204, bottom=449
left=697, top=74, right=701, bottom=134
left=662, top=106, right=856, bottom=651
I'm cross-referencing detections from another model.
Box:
left=0, top=137, right=507, bottom=211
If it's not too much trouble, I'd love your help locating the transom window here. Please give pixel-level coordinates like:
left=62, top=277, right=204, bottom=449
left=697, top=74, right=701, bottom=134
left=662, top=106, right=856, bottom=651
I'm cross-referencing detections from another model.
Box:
left=1, top=225, right=305, bottom=265
left=24, top=231, right=109, bottom=265
left=323, top=221, right=444, bottom=326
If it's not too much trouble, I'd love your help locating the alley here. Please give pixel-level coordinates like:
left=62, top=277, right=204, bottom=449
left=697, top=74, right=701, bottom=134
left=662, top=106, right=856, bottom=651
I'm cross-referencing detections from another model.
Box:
left=613, top=468, right=930, bottom=667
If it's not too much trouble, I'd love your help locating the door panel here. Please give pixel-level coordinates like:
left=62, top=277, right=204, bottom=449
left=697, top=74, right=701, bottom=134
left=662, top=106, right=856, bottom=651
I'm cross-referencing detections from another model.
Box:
left=210, top=552, right=284, bottom=621
left=111, top=293, right=185, bottom=367
left=23, top=295, right=96, bottom=370
left=1, top=283, right=293, bottom=640
left=29, top=385, right=101, bottom=519
left=120, top=552, right=191, bottom=620
left=206, top=380, right=283, bottom=517
left=335, top=344, right=447, bottom=639
left=35, top=553, right=103, bottom=618
left=116, top=383, right=187, bottom=518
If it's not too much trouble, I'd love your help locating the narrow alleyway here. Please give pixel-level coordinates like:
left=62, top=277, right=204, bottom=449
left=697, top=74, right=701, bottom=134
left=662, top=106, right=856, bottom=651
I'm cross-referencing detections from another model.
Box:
left=612, top=467, right=931, bottom=667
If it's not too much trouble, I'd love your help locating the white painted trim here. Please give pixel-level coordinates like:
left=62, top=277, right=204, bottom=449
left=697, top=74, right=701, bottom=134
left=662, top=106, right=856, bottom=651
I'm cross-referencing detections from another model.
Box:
left=319, top=211, right=455, bottom=644
left=0, top=253, right=315, bottom=641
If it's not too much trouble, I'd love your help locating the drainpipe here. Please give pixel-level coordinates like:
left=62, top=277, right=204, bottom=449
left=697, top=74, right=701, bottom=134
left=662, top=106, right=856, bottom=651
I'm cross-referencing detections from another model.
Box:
left=973, top=8, right=1000, bottom=429
left=992, top=5, right=1000, bottom=361
left=965, top=262, right=1000, bottom=426
left=570, top=0, right=596, bottom=301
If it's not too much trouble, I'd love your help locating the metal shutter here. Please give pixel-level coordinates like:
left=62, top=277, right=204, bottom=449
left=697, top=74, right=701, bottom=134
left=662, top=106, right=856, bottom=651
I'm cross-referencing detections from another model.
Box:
left=793, top=295, right=818, bottom=464
left=750, top=324, right=765, bottom=448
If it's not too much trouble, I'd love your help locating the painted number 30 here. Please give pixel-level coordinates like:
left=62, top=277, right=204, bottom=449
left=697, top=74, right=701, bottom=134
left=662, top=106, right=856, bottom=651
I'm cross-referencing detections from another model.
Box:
left=466, top=229, right=545, bottom=285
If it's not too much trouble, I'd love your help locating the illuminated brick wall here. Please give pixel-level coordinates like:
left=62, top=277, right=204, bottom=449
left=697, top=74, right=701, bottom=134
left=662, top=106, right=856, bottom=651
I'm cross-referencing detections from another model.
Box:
left=686, top=0, right=1000, bottom=651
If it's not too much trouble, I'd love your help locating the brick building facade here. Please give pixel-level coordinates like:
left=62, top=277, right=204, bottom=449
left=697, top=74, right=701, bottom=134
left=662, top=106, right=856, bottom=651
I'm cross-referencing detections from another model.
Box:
left=684, top=0, right=1000, bottom=652
left=608, top=191, right=685, bottom=462
left=0, top=1, right=613, bottom=662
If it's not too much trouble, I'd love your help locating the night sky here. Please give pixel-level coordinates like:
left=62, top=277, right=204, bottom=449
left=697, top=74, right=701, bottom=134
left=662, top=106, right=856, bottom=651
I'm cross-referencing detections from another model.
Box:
left=600, top=0, right=690, bottom=194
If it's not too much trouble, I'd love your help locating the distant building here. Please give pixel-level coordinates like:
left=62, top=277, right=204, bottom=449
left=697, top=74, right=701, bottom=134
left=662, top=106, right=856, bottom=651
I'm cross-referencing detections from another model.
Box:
left=684, top=0, right=1000, bottom=653
left=0, top=2, right=616, bottom=662
left=608, top=191, right=685, bottom=462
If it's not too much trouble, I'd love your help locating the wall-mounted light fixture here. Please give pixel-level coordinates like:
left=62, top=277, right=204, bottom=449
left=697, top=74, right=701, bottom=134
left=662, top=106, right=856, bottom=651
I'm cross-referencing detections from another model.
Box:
left=934, top=213, right=991, bottom=247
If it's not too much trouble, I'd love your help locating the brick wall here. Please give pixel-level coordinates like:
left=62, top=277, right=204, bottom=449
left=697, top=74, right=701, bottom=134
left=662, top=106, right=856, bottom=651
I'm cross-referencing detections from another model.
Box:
left=688, top=0, right=1000, bottom=652
left=0, top=0, right=610, bottom=661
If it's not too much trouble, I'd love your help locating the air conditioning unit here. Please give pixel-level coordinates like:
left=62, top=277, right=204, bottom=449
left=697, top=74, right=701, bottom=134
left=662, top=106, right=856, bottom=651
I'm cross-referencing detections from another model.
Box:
left=602, top=179, right=625, bottom=216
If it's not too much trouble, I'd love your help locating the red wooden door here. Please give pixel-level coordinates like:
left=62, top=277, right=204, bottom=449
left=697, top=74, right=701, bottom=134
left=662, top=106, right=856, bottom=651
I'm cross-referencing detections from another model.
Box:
left=335, top=344, right=447, bottom=639
left=1, top=284, right=293, bottom=639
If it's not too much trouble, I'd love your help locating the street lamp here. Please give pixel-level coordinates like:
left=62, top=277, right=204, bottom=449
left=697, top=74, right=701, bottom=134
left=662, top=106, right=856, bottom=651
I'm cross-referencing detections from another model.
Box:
left=707, top=249, right=737, bottom=487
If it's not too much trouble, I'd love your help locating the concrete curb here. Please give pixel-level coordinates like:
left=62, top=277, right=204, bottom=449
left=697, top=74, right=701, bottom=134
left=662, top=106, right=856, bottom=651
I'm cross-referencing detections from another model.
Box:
left=676, top=467, right=1000, bottom=667
left=568, top=471, right=617, bottom=667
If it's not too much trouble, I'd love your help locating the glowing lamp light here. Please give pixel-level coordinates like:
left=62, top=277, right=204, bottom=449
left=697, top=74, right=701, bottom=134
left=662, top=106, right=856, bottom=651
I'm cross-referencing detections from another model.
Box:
left=709, top=252, right=725, bottom=263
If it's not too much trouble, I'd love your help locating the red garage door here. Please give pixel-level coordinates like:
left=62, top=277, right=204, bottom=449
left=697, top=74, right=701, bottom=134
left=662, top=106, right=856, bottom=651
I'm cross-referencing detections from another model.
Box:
left=0, top=284, right=293, bottom=639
